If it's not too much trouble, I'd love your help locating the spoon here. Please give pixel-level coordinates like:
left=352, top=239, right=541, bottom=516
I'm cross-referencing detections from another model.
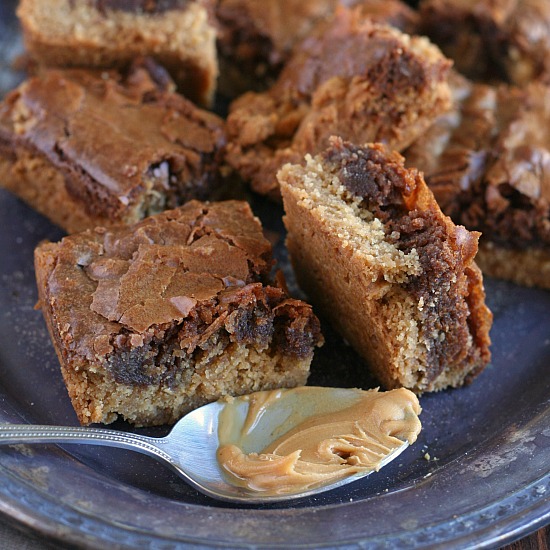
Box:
left=0, top=387, right=416, bottom=504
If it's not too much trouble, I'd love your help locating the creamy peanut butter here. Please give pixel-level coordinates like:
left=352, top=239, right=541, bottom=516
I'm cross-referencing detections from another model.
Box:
left=216, top=387, right=421, bottom=495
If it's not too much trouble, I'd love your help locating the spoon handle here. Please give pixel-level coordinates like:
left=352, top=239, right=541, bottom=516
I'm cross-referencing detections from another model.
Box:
left=0, top=423, right=173, bottom=464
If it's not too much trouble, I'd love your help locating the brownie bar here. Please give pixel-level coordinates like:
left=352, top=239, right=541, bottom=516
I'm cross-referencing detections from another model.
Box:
left=17, top=0, right=218, bottom=105
left=279, top=138, right=492, bottom=393
left=419, top=0, right=550, bottom=86
left=0, top=62, right=226, bottom=234
left=226, top=7, right=451, bottom=200
left=34, top=201, right=323, bottom=426
left=405, top=73, right=550, bottom=288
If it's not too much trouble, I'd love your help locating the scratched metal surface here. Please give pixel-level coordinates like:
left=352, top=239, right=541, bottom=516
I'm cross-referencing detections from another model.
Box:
left=0, top=1, right=549, bottom=548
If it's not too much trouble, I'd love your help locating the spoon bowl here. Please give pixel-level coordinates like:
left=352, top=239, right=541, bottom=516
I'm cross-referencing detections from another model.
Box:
left=0, top=387, right=416, bottom=503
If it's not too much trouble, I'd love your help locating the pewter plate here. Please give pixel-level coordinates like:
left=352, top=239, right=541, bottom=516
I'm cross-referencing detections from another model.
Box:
left=0, top=2, right=549, bottom=548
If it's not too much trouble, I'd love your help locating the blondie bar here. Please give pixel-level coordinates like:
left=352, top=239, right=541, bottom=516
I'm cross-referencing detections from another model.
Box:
left=0, top=62, right=226, bottom=233
left=279, top=138, right=492, bottom=393
left=34, top=201, right=323, bottom=425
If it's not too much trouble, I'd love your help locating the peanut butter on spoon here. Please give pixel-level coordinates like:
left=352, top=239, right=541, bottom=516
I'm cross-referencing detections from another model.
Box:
left=217, top=386, right=421, bottom=496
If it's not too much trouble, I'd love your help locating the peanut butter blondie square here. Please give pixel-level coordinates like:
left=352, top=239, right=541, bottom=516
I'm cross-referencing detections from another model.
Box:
left=0, top=62, right=226, bottom=234
left=405, top=73, right=550, bottom=288
left=34, top=201, right=323, bottom=426
left=17, top=0, right=218, bottom=105
left=279, top=138, right=492, bottom=393
left=226, top=7, right=451, bottom=200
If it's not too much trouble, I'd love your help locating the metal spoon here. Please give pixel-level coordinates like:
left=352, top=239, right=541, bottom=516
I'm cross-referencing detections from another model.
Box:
left=0, top=387, right=413, bottom=503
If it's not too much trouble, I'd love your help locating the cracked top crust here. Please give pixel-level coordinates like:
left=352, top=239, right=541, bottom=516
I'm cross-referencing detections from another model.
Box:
left=405, top=74, right=550, bottom=250
left=0, top=62, right=226, bottom=224
left=39, top=201, right=272, bottom=337
left=35, top=201, right=322, bottom=385
left=86, top=202, right=272, bottom=333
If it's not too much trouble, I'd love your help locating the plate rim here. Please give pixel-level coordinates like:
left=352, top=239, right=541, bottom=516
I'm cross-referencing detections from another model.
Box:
left=0, top=399, right=548, bottom=550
